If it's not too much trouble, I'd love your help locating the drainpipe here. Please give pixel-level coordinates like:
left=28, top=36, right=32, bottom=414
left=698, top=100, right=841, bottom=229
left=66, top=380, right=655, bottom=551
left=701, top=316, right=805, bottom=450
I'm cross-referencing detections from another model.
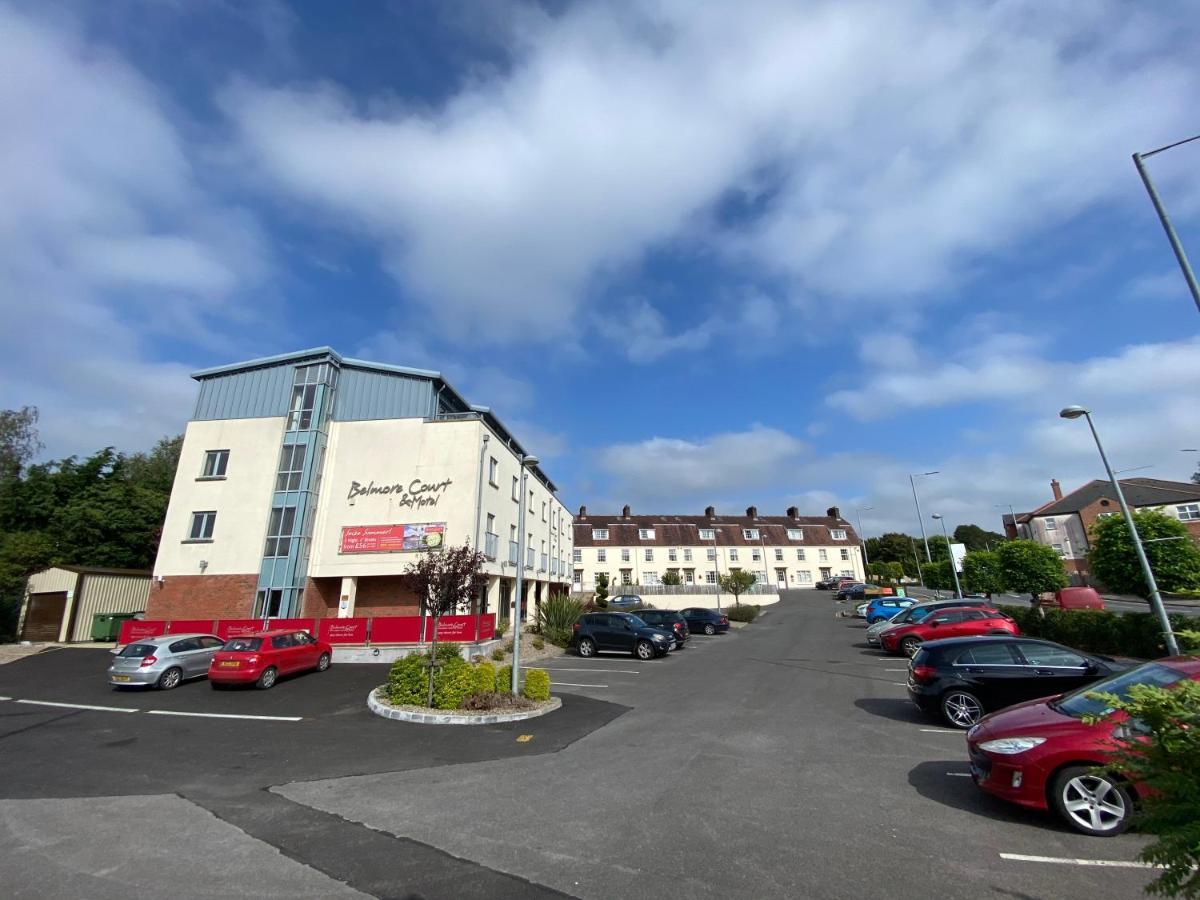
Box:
left=473, top=432, right=490, bottom=638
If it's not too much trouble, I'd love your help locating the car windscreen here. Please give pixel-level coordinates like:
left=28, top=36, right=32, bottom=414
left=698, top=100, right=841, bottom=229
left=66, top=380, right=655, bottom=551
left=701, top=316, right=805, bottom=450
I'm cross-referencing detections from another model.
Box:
left=118, top=643, right=158, bottom=658
left=222, top=637, right=263, bottom=652
left=624, top=615, right=647, bottom=628
left=1053, top=662, right=1186, bottom=718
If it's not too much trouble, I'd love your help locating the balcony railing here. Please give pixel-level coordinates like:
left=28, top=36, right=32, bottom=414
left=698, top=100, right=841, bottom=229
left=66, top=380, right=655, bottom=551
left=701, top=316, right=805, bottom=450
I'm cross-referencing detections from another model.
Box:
left=508, top=541, right=519, bottom=566
left=550, top=559, right=558, bottom=576
left=540, top=553, right=549, bottom=572
left=484, top=532, right=499, bottom=561
left=526, top=547, right=535, bottom=569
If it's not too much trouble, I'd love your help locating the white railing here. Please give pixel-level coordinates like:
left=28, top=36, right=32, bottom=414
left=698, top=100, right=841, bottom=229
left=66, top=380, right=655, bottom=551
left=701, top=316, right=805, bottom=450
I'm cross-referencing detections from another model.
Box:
left=508, top=541, right=519, bottom=565
left=484, top=532, right=499, bottom=560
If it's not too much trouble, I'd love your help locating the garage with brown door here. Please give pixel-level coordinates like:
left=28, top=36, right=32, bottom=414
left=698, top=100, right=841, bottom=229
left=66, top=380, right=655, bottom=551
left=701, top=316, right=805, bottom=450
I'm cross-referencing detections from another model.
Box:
left=20, top=592, right=68, bottom=642
left=17, top=566, right=151, bottom=643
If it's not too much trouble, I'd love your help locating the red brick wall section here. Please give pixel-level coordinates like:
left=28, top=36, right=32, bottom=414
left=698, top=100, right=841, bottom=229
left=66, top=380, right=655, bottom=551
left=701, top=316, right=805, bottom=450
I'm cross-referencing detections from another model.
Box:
left=303, top=578, right=340, bottom=618
left=145, top=574, right=259, bottom=620
left=354, top=576, right=420, bottom=617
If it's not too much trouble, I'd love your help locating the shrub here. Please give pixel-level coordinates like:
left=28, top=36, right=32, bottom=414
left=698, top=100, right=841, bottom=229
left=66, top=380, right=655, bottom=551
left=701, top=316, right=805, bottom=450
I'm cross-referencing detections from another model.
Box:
left=490, top=647, right=505, bottom=662
left=1089, top=509, right=1200, bottom=597
left=522, top=668, right=551, bottom=701
left=536, top=592, right=586, bottom=647
left=433, top=642, right=462, bottom=661
left=595, top=572, right=610, bottom=603
left=532, top=636, right=545, bottom=650
left=997, top=605, right=1191, bottom=659
left=431, top=655, right=475, bottom=710
left=726, top=604, right=760, bottom=623
left=386, top=647, right=475, bottom=708
left=470, top=660, right=496, bottom=696
left=495, top=665, right=513, bottom=693
left=387, top=653, right=427, bottom=705
left=503, top=640, right=514, bottom=653
left=661, top=570, right=682, bottom=586
left=496, top=619, right=509, bottom=639
left=997, top=540, right=1067, bottom=598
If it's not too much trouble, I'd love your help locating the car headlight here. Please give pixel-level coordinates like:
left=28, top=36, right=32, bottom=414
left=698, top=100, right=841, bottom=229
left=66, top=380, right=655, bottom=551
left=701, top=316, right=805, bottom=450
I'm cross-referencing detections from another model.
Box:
left=978, top=737, right=1046, bottom=755
left=652, top=634, right=667, bottom=641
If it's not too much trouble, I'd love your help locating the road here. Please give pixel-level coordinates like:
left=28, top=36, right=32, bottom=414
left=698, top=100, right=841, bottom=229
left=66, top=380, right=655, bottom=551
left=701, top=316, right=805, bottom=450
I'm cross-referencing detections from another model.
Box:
left=0, top=593, right=1160, bottom=899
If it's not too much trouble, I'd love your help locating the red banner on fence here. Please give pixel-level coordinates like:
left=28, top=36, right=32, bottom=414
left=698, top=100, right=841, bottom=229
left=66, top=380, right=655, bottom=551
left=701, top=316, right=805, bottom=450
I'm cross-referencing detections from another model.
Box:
left=265, top=617, right=317, bottom=635
left=166, top=619, right=216, bottom=635
left=319, top=618, right=369, bottom=644
left=119, top=620, right=167, bottom=644
left=216, top=619, right=266, bottom=640
left=368, top=616, right=423, bottom=643
left=425, top=615, right=477, bottom=642
left=478, top=614, right=496, bottom=641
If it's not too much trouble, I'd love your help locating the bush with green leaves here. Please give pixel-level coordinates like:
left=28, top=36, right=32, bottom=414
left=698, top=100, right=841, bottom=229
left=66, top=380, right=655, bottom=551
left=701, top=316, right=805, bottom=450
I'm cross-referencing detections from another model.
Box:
left=1086, top=679, right=1200, bottom=898
left=496, top=619, right=509, bottom=639
left=431, top=655, right=475, bottom=709
left=386, top=653, right=428, bottom=706
left=1089, top=509, right=1200, bottom=598
left=386, top=647, right=474, bottom=709
left=536, top=592, right=586, bottom=647
left=495, top=665, right=513, bottom=693
left=470, top=660, right=496, bottom=696
left=522, top=668, right=551, bottom=701
left=997, top=539, right=1067, bottom=599
left=660, top=570, right=682, bottom=586
left=962, top=550, right=1005, bottom=596
left=725, top=604, right=760, bottom=623
left=594, top=573, right=610, bottom=604
left=921, top=559, right=957, bottom=592
left=997, top=605, right=1192, bottom=659
left=490, top=647, right=504, bottom=661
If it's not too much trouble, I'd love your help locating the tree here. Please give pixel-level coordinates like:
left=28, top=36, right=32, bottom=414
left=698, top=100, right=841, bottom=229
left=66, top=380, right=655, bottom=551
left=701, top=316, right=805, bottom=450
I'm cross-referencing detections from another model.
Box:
left=402, top=543, right=488, bottom=705
left=1089, top=509, right=1200, bottom=598
left=594, top=573, right=610, bottom=605
left=718, top=569, right=758, bottom=606
left=962, top=550, right=1005, bottom=596
left=953, top=523, right=1006, bottom=552
left=660, top=570, right=682, bottom=586
left=922, top=559, right=957, bottom=592
left=1087, top=680, right=1200, bottom=898
left=0, top=406, right=42, bottom=481
left=997, top=540, right=1067, bottom=600
left=867, top=561, right=904, bottom=583
left=866, top=532, right=925, bottom=578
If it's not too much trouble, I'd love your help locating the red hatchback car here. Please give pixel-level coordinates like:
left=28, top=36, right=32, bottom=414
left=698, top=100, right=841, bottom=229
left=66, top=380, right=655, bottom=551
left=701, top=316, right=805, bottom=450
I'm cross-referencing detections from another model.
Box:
left=879, top=606, right=1017, bottom=657
left=208, top=630, right=332, bottom=689
left=967, top=656, right=1200, bottom=835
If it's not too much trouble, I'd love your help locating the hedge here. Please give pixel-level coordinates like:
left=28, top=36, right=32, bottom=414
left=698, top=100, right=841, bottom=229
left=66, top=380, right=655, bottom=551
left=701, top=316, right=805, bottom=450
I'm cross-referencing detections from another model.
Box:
left=998, top=605, right=1194, bottom=659
left=522, top=668, right=551, bottom=701
left=495, top=664, right=513, bottom=693
left=386, top=648, right=477, bottom=710
left=470, top=660, right=496, bottom=696
left=726, top=604, right=760, bottom=623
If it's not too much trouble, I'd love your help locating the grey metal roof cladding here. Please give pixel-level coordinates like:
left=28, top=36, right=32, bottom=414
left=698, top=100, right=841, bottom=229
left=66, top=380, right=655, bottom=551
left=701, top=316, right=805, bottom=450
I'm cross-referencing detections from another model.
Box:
left=1034, top=477, right=1200, bottom=517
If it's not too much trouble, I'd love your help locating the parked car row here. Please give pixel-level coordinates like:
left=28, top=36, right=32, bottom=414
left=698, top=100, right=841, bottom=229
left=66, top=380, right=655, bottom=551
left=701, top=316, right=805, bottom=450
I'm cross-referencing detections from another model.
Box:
left=108, top=629, right=333, bottom=691
left=569, top=606, right=730, bottom=659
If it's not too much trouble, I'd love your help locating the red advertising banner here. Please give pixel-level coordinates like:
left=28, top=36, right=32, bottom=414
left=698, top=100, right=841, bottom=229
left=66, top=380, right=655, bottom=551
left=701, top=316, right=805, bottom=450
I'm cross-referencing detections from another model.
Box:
left=478, top=614, right=496, bottom=641
left=424, top=615, right=477, bottom=642
left=265, top=617, right=317, bottom=635
left=318, top=618, right=369, bottom=644
left=216, top=619, right=267, bottom=640
left=119, top=620, right=167, bottom=644
left=166, top=619, right=217, bottom=635
left=368, top=616, right=423, bottom=643
left=339, top=523, right=446, bottom=554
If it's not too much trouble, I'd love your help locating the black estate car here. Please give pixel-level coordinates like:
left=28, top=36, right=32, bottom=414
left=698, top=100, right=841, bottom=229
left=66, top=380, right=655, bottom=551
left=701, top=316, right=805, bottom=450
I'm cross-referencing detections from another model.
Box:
left=907, top=636, right=1135, bottom=729
left=680, top=607, right=730, bottom=635
left=570, top=612, right=675, bottom=660
left=631, top=609, right=690, bottom=647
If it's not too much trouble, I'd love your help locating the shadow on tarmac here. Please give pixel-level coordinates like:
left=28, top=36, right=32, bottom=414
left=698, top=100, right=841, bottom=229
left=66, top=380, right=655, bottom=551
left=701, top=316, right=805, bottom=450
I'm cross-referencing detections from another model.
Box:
left=853, top=696, right=927, bottom=724
left=906, top=759, right=1052, bottom=830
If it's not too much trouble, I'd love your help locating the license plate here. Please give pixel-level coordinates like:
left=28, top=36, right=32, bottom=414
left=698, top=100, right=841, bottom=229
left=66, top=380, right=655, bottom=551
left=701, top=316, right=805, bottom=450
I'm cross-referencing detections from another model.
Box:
left=219, top=660, right=240, bottom=668
left=111, top=675, right=131, bottom=682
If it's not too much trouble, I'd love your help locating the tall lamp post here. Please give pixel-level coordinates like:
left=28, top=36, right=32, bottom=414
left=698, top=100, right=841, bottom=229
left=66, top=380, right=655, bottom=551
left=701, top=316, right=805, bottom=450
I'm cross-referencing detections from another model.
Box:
left=510, top=454, right=539, bottom=695
left=995, top=503, right=1019, bottom=539
left=1059, top=406, right=1179, bottom=656
left=1132, top=134, right=1200, bottom=316
left=909, top=471, right=939, bottom=572
left=856, top=506, right=873, bottom=579
left=931, top=514, right=962, bottom=599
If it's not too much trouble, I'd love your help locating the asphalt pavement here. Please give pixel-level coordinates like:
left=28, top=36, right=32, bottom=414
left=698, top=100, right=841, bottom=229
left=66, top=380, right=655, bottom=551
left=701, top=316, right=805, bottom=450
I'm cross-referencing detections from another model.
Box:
left=0, top=595, right=1162, bottom=899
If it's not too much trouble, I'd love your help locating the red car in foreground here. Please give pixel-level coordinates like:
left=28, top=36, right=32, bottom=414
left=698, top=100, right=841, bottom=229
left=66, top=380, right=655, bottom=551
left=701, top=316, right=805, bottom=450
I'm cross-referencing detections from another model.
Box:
left=208, top=629, right=332, bottom=689
left=967, top=656, right=1200, bottom=835
left=879, top=606, right=1016, bottom=657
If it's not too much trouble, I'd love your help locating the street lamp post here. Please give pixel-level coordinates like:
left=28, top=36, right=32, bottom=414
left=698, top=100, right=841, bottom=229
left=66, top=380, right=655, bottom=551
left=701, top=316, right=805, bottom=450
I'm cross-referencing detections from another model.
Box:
left=856, top=506, right=873, bottom=579
left=994, top=503, right=1020, bottom=539
left=1132, top=134, right=1200, bottom=316
left=510, top=454, right=539, bottom=695
left=909, top=471, right=938, bottom=574
left=931, top=514, right=962, bottom=599
left=1059, top=406, right=1179, bottom=656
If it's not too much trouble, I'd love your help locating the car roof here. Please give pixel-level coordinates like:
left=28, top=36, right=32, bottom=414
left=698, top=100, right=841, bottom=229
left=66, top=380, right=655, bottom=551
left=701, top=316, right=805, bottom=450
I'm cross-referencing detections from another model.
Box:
left=1163, top=656, right=1200, bottom=675
left=923, top=605, right=998, bottom=615
left=140, top=633, right=219, bottom=644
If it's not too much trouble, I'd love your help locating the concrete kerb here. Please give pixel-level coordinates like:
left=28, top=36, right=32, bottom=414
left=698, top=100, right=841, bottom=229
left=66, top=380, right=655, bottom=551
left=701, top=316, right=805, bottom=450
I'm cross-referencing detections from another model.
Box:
left=366, top=687, right=562, bottom=726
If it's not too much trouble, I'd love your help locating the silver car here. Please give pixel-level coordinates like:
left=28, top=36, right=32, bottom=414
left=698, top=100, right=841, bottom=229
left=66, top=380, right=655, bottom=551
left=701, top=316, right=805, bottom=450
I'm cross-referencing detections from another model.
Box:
left=108, top=633, right=226, bottom=689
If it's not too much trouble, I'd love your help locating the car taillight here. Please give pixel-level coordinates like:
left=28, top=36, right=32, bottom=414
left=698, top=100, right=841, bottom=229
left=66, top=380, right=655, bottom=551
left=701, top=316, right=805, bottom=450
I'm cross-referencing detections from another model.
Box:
left=720, top=617, right=728, bottom=624
left=572, top=623, right=581, bottom=631
left=910, top=665, right=937, bottom=684
left=138, top=655, right=157, bottom=667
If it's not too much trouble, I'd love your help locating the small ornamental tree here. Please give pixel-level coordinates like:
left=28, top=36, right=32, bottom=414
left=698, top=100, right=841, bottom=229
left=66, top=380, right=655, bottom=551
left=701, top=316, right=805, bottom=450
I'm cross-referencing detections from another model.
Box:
left=962, top=550, right=1006, bottom=596
left=921, top=559, right=957, bottom=593
left=1089, top=509, right=1200, bottom=598
left=997, top=539, right=1067, bottom=601
left=594, top=573, right=610, bottom=605
left=718, top=569, right=758, bottom=607
left=661, top=570, right=682, bottom=586
left=403, top=543, right=487, bottom=707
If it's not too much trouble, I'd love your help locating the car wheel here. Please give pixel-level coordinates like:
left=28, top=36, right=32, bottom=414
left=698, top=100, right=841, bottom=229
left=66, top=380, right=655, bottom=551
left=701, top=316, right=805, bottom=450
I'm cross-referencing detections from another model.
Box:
left=704, top=623, right=716, bottom=635
left=635, top=640, right=655, bottom=660
left=316, top=652, right=331, bottom=672
left=157, top=667, right=183, bottom=690
left=255, top=667, right=278, bottom=690
left=577, top=637, right=596, bottom=658
left=900, top=636, right=922, bottom=657
left=1050, top=766, right=1133, bottom=836
left=941, top=690, right=985, bottom=728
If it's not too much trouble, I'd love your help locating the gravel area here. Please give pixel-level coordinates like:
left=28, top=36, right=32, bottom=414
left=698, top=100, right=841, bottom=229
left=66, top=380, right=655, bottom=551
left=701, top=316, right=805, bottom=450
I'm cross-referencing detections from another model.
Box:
left=370, top=688, right=553, bottom=717
left=489, top=628, right=571, bottom=667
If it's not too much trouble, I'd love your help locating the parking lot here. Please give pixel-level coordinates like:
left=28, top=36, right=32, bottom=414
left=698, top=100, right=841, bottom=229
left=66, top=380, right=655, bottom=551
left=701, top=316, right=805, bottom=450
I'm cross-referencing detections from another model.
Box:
left=0, top=594, right=1162, bottom=899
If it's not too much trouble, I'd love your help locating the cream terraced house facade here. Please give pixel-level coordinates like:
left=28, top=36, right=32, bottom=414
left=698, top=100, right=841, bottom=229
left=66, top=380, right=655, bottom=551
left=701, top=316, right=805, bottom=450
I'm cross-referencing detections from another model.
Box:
left=571, top=505, right=864, bottom=592
left=150, top=348, right=571, bottom=625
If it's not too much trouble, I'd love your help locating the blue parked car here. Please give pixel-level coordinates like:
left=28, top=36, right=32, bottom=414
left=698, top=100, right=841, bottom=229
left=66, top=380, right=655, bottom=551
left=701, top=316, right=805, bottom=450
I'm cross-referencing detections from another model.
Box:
left=607, top=594, right=644, bottom=609
left=864, top=597, right=917, bottom=624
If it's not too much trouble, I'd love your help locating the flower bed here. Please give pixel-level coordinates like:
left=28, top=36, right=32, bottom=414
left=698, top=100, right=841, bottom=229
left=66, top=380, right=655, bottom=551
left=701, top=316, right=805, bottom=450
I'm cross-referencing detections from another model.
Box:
left=367, top=687, right=561, bottom=725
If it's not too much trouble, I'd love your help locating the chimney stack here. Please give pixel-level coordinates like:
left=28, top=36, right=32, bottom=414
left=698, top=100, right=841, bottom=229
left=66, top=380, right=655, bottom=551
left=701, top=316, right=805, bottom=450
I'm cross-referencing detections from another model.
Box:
left=622, top=504, right=631, bottom=518
left=786, top=506, right=799, bottom=519
left=1051, top=479, right=1063, bottom=501
left=827, top=506, right=841, bottom=520
left=578, top=505, right=587, bottom=517
left=746, top=505, right=758, bottom=518
left=705, top=505, right=716, bottom=518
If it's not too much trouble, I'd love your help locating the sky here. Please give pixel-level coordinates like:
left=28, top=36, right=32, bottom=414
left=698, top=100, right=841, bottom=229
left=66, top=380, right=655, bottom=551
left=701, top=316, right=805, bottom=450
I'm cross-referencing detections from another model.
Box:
left=2, top=0, right=1199, bottom=539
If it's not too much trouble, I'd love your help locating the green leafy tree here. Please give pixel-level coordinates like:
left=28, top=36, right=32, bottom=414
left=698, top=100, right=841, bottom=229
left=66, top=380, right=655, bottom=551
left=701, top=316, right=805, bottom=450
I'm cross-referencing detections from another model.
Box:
left=953, top=523, right=1006, bottom=552
left=0, top=406, right=42, bottom=481
left=997, top=539, right=1067, bottom=600
left=962, top=551, right=1006, bottom=596
left=660, top=570, right=682, bottom=586
left=866, top=532, right=925, bottom=578
left=1087, top=680, right=1200, bottom=898
left=1089, top=509, right=1200, bottom=598
left=718, top=569, right=758, bottom=606
left=594, top=573, right=610, bottom=605
left=922, top=559, right=957, bottom=592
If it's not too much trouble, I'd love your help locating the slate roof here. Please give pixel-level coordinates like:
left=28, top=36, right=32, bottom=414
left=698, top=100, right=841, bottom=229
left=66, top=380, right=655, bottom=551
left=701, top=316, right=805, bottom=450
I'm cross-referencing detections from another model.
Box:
left=1032, top=478, right=1200, bottom=518
left=573, top=511, right=858, bottom=547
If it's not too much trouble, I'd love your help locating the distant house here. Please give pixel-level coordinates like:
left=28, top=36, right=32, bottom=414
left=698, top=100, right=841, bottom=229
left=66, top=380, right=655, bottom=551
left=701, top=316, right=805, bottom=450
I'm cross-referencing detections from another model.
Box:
left=18, top=566, right=151, bottom=643
left=1003, top=478, right=1200, bottom=584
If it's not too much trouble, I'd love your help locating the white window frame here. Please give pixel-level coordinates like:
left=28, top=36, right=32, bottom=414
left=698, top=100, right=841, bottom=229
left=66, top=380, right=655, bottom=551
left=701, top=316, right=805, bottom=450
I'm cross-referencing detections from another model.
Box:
left=830, top=529, right=847, bottom=540
left=201, top=449, right=229, bottom=479
left=638, top=528, right=655, bottom=539
left=488, top=457, right=498, bottom=487
left=592, top=528, right=609, bottom=540
left=597, top=549, right=607, bottom=563
left=819, top=549, right=828, bottom=561
left=774, top=548, right=783, bottom=561
left=840, top=548, right=850, bottom=560
left=683, top=548, right=692, bottom=562
left=644, top=548, right=653, bottom=562
left=705, top=571, right=716, bottom=584
left=573, top=548, right=582, bottom=563
left=668, top=548, right=677, bottom=561
left=729, top=549, right=739, bottom=561
left=1044, top=517, right=1058, bottom=532
left=797, top=549, right=806, bottom=561
left=187, top=510, right=216, bottom=541
left=787, top=528, right=803, bottom=540
left=621, top=549, right=631, bottom=562
left=699, top=528, right=715, bottom=540
left=752, top=549, right=762, bottom=562
left=1177, top=504, right=1200, bottom=522
left=743, top=528, right=759, bottom=540
left=706, top=548, right=717, bottom=561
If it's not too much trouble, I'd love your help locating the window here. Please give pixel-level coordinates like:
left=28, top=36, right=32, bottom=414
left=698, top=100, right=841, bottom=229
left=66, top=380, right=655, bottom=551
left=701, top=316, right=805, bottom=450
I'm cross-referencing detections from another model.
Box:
left=529, top=489, right=534, bottom=511
left=622, top=549, right=631, bottom=562
left=755, top=571, right=768, bottom=584
left=201, top=450, right=229, bottom=478
left=597, top=549, right=607, bottom=563
left=592, top=528, right=609, bottom=540
left=1052, top=542, right=1065, bottom=558
left=774, top=548, right=783, bottom=561
left=512, top=476, right=519, bottom=501
left=699, top=528, right=715, bottom=540
left=752, top=549, right=761, bottom=561
left=684, top=570, right=694, bottom=584
left=509, top=524, right=517, bottom=540
left=683, top=549, right=692, bottom=562
left=542, top=501, right=547, bottom=521
left=705, top=571, right=716, bottom=584
left=286, top=364, right=329, bottom=430
left=621, top=570, right=632, bottom=585
left=707, top=548, right=716, bottom=561
left=188, top=511, right=216, bottom=541
left=644, top=548, right=653, bottom=561
left=830, top=529, right=847, bottom=540
left=796, top=549, right=806, bottom=561
left=818, top=549, right=828, bottom=561
left=1044, top=517, right=1058, bottom=532
left=729, top=549, right=738, bottom=561
left=1017, top=643, right=1087, bottom=668
left=668, top=548, right=677, bottom=561
left=644, top=571, right=659, bottom=585
left=955, top=644, right=1019, bottom=665
left=639, top=528, right=655, bottom=539
left=573, top=549, right=582, bottom=563
left=488, top=457, right=498, bottom=486
left=743, top=528, right=759, bottom=540
left=797, top=571, right=812, bottom=584
left=840, top=548, right=849, bottom=560
left=486, top=513, right=496, bottom=534
left=275, top=443, right=306, bottom=491
left=787, top=528, right=803, bottom=540
left=1178, top=504, right=1200, bottom=522
left=264, top=506, right=297, bottom=557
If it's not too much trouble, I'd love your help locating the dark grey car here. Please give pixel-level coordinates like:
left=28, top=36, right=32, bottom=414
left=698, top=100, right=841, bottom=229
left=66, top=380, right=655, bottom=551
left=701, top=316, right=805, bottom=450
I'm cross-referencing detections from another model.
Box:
left=108, top=633, right=226, bottom=689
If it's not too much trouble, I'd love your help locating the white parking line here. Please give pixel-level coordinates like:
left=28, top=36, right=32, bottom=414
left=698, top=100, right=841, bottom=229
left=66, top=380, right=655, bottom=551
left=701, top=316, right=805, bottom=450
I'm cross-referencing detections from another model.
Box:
left=16, top=699, right=138, bottom=713
left=526, top=666, right=639, bottom=674
left=891, top=682, right=907, bottom=687
left=946, top=772, right=972, bottom=777
left=146, top=710, right=302, bottom=722
left=0, top=696, right=11, bottom=701
left=885, top=669, right=908, bottom=672
left=549, top=682, right=609, bottom=688
left=920, top=728, right=962, bottom=734
left=999, top=853, right=1162, bottom=869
